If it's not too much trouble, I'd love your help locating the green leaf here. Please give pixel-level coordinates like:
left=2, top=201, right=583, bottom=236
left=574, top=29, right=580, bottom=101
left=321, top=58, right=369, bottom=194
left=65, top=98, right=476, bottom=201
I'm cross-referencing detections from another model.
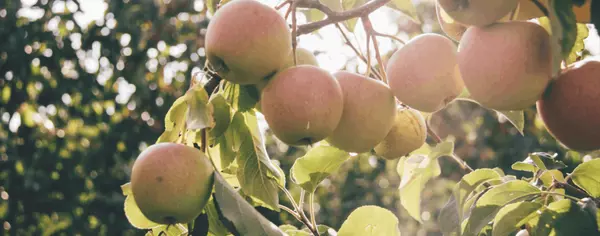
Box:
left=492, top=202, right=543, bottom=236
left=539, top=0, right=578, bottom=77
left=398, top=153, right=441, bottom=223
left=496, top=110, right=525, bottom=135
left=387, top=0, right=420, bottom=23
left=186, top=84, right=214, bottom=130
left=428, top=140, right=454, bottom=159
left=123, top=194, right=160, bottom=229
left=571, top=158, right=600, bottom=198
left=566, top=23, right=589, bottom=64
left=511, top=161, right=537, bottom=173
left=224, top=83, right=259, bottom=112
left=539, top=170, right=566, bottom=201
left=439, top=194, right=461, bottom=235
left=532, top=199, right=599, bottom=235
left=463, top=180, right=541, bottom=236
left=290, top=145, right=349, bottom=192
left=213, top=173, right=286, bottom=236
left=233, top=111, right=283, bottom=210
left=278, top=224, right=298, bottom=232
left=244, top=111, right=285, bottom=187
left=531, top=152, right=567, bottom=170
left=306, top=0, right=342, bottom=23
left=158, top=95, right=188, bottom=143
left=439, top=169, right=501, bottom=235
left=206, top=198, right=230, bottom=236
left=337, top=205, right=400, bottom=236
left=477, top=180, right=541, bottom=206
left=284, top=230, right=311, bottom=236
left=208, top=94, right=231, bottom=143
left=512, top=152, right=566, bottom=173
left=151, top=223, right=188, bottom=236
left=302, top=225, right=336, bottom=236
left=455, top=169, right=502, bottom=216
left=550, top=0, right=579, bottom=59
left=539, top=169, right=565, bottom=187
left=121, top=182, right=132, bottom=196
left=341, top=0, right=365, bottom=32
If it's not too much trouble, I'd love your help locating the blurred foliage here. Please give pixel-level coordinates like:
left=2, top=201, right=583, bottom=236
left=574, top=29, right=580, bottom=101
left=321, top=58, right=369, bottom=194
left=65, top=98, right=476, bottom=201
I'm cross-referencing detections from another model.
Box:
left=0, top=0, right=598, bottom=235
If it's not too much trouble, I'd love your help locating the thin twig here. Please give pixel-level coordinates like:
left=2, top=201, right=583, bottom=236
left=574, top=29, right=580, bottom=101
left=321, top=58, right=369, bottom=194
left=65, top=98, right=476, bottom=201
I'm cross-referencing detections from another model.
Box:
left=426, top=117, right=474, bottom=173
left=297, top=0, right=392, bottom=35
left=361, top=16, right=387, bottom=83
left=279, top=186, right=319, bottom=235
left=365, top=29, right=372, bottom=78
left=531, top=0, right=549, bottom=17
left=279, top=204, right=301, bottom=219
left=309, top=193, right=318, bottom=230
left=334, top=23, right=382, bottom=80
left=372, top=31, right=406, bottom=45
left=299, top=189, right=306, bottom=209
left=275, top=0, right=291, bottom=10
left=553, top=179, right=600, bottom=205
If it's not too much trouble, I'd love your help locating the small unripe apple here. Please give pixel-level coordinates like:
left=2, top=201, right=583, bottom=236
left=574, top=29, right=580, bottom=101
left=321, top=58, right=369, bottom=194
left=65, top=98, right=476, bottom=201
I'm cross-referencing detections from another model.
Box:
left=374, top=106, right=427, bottom=160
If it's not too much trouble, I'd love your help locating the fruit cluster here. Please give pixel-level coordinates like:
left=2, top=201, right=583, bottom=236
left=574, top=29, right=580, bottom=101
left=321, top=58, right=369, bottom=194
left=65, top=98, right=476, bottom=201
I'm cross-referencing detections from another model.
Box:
left=204, top=0, right=600, bottom=154
left=127, top=0, right=599, bottom=226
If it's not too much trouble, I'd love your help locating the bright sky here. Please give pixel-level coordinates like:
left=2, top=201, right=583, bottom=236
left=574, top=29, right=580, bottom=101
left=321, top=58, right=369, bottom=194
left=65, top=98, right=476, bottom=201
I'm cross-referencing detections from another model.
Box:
left=17, top=0, right=600, bottom=74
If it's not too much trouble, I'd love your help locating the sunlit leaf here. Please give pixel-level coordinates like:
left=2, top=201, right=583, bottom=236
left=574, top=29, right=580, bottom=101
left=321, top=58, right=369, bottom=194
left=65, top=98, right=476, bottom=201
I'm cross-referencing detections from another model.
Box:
left=337, top=205, right=400, bottom=236
left=463, top=180, right=541, bottom=236
left=566, top=23, right=589, bottom=64
left=164, top=96, right=188, bottom=132
left=492, top=202, right=542, bottom=236
left=121, top=182, right=132, bottom=196
left=290, top=145, right=349, bottom=192
left=387, top=0, right=420, bottom=22
left=301, top=225, right=337, bottom=236
left=531, top=199, right=599, bottom=235
left=123, top=194, right=160, bottom=229
left=233, top=112, right=283, bottom=210
left=186, top=84, right=214, bottom=130
left=496, top=110, right=525, bottom=135
left=439, top=169, right=501, bottom=235
left=150, top=223, right=188, bottom=236
left=208, top=94, right=231, bottom=143
left=213, top=173, right=286, bottom=236
left=341, top=0, right=365, bottom=32
left=224, top=84, right=259, bottom=112
left=397, top=154, right=441, bottom=223
left=571, top=158, right=600, bottom=198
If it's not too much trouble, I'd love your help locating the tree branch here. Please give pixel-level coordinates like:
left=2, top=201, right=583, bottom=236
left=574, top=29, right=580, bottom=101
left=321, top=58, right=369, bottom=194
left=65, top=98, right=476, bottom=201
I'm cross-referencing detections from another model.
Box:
left=297, top=0, right=392, bottom=35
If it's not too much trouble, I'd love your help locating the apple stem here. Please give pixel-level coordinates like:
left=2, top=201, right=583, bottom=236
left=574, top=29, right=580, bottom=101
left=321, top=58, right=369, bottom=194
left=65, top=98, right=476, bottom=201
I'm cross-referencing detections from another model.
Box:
left=361, top=16, right=388, bottom=83
left=334, top=23, right=383, bottom=80
left=426, top=117, right=474, bottom=173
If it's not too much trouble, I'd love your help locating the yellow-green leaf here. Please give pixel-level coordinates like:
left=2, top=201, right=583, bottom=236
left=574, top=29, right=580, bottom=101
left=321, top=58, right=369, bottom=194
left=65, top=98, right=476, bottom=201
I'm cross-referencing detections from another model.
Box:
left=123, top=194, right=160, bottom=229
left=337, top=205, right=400, bottom=236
